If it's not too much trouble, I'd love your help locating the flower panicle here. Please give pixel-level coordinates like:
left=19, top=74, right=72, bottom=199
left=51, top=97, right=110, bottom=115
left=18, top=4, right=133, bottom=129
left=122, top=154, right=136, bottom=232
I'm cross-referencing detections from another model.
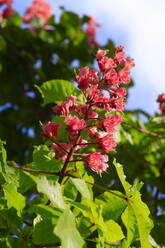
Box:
left=41, top=47, right=135, bottom=174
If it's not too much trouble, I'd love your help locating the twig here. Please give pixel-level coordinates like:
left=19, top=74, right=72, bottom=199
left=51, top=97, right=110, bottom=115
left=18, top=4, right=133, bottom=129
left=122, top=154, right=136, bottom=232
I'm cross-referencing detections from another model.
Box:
left=23, top=220, right=33, bottom=227
left=7, top=163, right=125, bottom=200
left=34, top=242, right=61, bottom=247
left=120, top=146, right=158, bottom=170
left=123, top=122, right=165, bottom=139
left=81, top=223, right=95, bottom=234
left=7, top=163, right=62, bottom=176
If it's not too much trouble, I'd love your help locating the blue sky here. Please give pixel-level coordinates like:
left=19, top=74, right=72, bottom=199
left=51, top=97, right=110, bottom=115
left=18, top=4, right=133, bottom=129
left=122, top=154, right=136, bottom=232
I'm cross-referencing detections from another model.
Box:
left=13, top=0, right=165, bottom=116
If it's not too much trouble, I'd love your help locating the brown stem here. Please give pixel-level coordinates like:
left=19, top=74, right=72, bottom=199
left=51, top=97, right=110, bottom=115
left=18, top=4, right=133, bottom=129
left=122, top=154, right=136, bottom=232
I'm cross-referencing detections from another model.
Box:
left=7, top=163, right=125, bottom=199
left=50, top=137, right=69, bottom=154
left=34, top=242, right=61, bottom=247
left=124, top=122, right=165, bottom=139
left=81, top=223, right=95, bottom=234
left=7, top=163, right=63, bottom=176
left=23, top=220, right=33, bottom=227
left=58, top=105, right=93, bottom=183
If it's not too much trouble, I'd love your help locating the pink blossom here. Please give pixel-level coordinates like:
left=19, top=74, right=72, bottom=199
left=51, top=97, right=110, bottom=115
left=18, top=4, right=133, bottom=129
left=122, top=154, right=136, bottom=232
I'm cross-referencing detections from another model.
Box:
left=99, top=114, right=123, bottom=133
left=98, top=56, right=116, bottom=72
left=86, top=151, right=109, bottom=174
left=75, top=66, right=98, bottom=91
left=53, top=96, right=77, bottom=117
left=75, top=138, right=88, bottom=150
left=23, top=0, right=52, bottom=25
left=121, top=58, right=135, bottom=70
left=118, top=68, right=130, bottom=84
left=0, top=11, right=3, bottom=21
left=104, top=69, right=119, bottom=86
left=96, top=49, right=109, bottom=60
left=157, top=93, right=165, bottom=103
left=88, top=127, right=100, bottom=139
left=87, top=84, right=99, bottom=100
left=85, top=16, right=100, bottom=46
left=111, top=88, right=127, bottom=97
left=0, top=0, right=12, bottom=6
left=51, top=143, right=69, bottom=161
left=160, top=103, right=165, bottom=116
left=98, top=133, right=116, bottom=153
left=3, top=4, right=14, bottom=18
left=115, top=45, right=124, bottom=52
left=114, top=51, right=126, bottom=64
left=65, top=115, right=86, bottom=132
left=114, top=45, right=126, bottom=64
left=41, top=121, right=61, bottom=139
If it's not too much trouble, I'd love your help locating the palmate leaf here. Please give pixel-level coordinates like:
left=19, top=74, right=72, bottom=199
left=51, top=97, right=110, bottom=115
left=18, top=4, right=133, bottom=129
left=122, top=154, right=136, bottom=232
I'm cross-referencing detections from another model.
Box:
left=33, top=214, right=60, bottom=245
left=54, top=208, right=85, bottom=248
left=36, top=79, right=80, bottom=105
left=3, top=184, right=25, bottom=217
left=71, top=178, right=91, bottom=200
left=95, top=191, right=127, bottom=221
left=33, top=145, right=63, bottom=172
left=113, top=159, right=153, bottom=248
left=104, top=219, right=125, bottom=243
left=36, top=176, right=66, bottom=210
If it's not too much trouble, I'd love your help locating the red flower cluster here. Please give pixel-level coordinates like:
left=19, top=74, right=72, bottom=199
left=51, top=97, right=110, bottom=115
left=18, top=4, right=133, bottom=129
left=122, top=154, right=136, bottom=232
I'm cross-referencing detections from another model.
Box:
left=23, top=0, right=52, bottom=25
left=41, top=121, right=61, bottom=139
left=157, top=93, right=165, bottom=116
left=41, top=47, right=134, bottom=174
left=0, top=0, right=14, bottom=21
left=84, top=16, right=100, bottom=46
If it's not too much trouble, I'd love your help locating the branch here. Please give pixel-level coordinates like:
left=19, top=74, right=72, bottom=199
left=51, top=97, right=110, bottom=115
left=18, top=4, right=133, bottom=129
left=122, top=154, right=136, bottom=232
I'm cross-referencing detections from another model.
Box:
left=7, top=163, right=62, bottom=176
left=34, top=242, right=61, bottom=247
left=124, top=122, right=165, bottom=139
left=120, top=146, right=158, bottom=170
left=7, top=163, right=125, bottom=200
left=81, top=223, right=95, bottom=234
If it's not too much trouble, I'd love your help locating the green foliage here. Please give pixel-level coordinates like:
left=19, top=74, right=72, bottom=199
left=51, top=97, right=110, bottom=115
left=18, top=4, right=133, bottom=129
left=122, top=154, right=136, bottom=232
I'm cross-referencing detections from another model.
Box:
left=0, top=3, right=164, bottom=247
left=54, top=208, right=85, bottom=248
left=36, top=79, right=79, bottom=105
left=0, top=137, right=155, bottom=247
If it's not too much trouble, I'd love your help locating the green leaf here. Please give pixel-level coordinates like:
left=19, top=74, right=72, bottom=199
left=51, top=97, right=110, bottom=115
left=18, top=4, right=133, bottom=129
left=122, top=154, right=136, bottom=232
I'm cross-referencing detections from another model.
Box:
left=121, top=206, right=138, bottom=247
left=0, top=237, right=20, bottom=248
left=36, top=79, right=79, bottom=105
left=151, top=215, right=165, bottom=246
left=0, top=36, right=7, bottom=52
left=71, top=178, right=91, bottom=200
left=66, top=199, right=92, bottom=218
left=0, top=208, right=22, bottom=237
left=37, top=176, right=66, bottom=209
left=129, top=191, right=153, bottom=248
left=54, top=208, right=85, bottom=248
left=8, top=12, right=22, bottom=27
left=105, top=219, right=125, bottom=243
left=29, top=204, right=62, bottom=219
left=95, top=191, right=127, bottom=221
left=33, top=214, right=60, bottom=245
left=3, top=184, right=25, bottom=216
left=113, top=159, right=132, bottom=195
left=33, top=145, right=62, bottom=172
